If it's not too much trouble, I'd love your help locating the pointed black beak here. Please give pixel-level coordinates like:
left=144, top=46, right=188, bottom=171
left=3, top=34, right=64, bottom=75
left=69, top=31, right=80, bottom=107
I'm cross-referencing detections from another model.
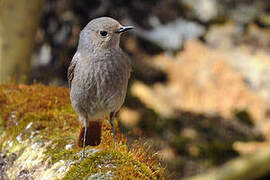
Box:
left=116, top=26, right=134, bottom=33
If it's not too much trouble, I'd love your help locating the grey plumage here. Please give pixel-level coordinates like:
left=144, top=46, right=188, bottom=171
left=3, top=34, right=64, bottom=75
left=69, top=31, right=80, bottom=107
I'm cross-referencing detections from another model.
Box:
left=68, top=17, right=132, bottom=158
left=70, top=48, right=131, bottom=120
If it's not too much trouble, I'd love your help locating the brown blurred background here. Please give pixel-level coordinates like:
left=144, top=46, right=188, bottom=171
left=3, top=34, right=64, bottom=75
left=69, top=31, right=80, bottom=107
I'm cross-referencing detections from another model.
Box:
left=1, top=0, right=270, bottom=179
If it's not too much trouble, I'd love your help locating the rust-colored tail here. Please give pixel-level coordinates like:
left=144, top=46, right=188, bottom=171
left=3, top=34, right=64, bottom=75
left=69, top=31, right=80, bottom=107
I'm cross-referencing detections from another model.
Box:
left=77, top=121, right=102, bottom=147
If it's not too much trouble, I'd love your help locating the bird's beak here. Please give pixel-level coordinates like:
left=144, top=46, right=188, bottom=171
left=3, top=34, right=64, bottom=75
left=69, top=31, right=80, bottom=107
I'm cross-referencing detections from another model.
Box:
left=116, top=26, right=134, bottom=33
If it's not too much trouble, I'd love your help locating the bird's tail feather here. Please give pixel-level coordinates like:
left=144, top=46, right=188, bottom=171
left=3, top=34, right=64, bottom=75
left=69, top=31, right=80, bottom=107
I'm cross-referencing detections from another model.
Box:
left=77, top=121, right=102, bottom=147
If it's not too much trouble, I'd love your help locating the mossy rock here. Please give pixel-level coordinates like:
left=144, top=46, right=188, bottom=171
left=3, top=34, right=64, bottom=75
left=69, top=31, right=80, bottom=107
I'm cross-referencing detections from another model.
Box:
left=0, top=84, right=164, bottom=179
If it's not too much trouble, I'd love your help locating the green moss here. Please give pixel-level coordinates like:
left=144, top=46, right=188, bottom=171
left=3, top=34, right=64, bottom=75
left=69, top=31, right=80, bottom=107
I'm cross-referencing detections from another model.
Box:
left=0, top=84, right=165, bottom=179
left=64, top=150, right=161, bottom=180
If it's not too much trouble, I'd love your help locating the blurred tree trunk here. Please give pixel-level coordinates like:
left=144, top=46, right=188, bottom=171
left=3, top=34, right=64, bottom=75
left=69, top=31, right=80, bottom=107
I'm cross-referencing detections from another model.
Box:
left=0, top=0, right=45, bottom=84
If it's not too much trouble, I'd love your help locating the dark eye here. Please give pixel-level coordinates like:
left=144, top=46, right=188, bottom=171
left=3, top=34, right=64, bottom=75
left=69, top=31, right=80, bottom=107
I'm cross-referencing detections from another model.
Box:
left=100, top=31, right=108, bottom=37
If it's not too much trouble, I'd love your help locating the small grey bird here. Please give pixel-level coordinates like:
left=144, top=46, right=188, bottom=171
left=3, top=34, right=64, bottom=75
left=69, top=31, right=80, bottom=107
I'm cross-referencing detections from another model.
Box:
left=68, top=17, right=133, bottom=158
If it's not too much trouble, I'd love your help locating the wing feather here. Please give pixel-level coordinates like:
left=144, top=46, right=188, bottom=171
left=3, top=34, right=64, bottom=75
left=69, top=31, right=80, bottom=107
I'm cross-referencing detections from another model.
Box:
left=67, top=57, right=77, bottom=88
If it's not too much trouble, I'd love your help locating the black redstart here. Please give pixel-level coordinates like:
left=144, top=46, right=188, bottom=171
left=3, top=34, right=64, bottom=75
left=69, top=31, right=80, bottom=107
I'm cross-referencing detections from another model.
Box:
left=68, top=17, right=133, bottom=158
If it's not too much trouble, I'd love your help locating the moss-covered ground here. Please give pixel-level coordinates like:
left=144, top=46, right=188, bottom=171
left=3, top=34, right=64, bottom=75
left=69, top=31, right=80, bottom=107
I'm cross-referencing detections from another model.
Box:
left=0, top=84, right=164, bottom=179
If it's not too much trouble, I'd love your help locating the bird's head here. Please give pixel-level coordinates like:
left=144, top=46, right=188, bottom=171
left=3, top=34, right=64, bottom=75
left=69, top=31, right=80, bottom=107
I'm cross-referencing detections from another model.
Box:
left=78, top=17, right=133, bottom=50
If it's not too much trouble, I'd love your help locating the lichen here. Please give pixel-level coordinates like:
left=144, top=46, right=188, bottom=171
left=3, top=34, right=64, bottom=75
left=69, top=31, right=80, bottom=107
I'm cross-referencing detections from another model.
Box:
left=0, top=84, right=165, bottom=179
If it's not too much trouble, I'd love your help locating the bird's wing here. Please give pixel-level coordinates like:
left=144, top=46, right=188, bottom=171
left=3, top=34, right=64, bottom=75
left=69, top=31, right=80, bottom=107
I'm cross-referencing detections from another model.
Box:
left=67, top=55, right=78, bottom=88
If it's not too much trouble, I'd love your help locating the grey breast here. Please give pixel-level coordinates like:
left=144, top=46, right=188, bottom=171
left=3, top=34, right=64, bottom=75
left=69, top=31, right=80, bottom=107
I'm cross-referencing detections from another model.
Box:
left=70, top=50, right=131, bottom=118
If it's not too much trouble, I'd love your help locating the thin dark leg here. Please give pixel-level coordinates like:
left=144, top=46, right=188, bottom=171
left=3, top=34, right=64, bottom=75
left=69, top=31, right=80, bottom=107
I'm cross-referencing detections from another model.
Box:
left=110, top=112, right=117, bottom=149
left=81, top=124, right=87, bottom=159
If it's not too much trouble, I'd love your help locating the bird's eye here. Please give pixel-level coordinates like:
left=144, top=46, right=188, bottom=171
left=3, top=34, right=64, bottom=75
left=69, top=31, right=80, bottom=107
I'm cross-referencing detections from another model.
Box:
left=100, top=31, right=108, bottom=37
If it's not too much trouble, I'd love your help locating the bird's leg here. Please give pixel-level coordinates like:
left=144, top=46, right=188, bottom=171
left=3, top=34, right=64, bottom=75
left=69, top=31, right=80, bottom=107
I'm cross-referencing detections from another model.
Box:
left=80, top=118, right=88, bottom=161
left=109, top=112, right=117, bottom=149
left=81, top=125, right=87, bottom=158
